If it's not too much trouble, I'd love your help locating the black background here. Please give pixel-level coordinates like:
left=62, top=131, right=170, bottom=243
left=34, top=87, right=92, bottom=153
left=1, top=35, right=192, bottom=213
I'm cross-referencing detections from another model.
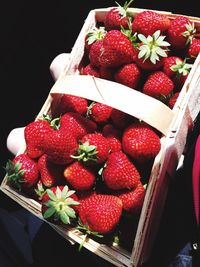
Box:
left=0, top=1, right=199, bottom=266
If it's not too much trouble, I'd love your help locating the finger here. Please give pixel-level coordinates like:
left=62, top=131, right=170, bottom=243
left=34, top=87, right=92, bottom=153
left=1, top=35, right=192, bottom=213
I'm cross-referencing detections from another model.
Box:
left=7, top=127, right=26, bottom=156
left=49, top=53, right=70, bottom=81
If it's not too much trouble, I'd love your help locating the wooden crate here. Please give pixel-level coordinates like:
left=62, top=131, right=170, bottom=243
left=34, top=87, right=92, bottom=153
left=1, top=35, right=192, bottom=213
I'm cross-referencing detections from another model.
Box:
left=1, top=7, right=200, bottom=267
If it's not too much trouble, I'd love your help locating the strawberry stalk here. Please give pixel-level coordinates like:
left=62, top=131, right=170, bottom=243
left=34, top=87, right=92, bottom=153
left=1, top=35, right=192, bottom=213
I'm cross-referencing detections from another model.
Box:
left=71, top=141, right=98, bottom=163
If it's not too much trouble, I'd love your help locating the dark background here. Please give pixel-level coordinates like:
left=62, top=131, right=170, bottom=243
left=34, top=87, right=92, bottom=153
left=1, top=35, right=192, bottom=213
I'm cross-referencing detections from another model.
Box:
left=0, top=1, right=199, bottom=267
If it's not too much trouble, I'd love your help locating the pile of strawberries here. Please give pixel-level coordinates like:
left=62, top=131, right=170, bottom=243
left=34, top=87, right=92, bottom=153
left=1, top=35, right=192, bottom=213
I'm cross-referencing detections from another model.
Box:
left=5, top=1, right=200, bottom=250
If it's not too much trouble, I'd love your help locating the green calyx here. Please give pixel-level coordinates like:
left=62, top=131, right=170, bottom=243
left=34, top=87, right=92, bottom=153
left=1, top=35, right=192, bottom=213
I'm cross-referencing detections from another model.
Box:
left=86, top=26, right=107, bottom=46
left=115, top=0, right=134, bottom=18
left=40, top=114, right=60, bottom=130
left=43, top=185, right=80, bottom=224
left=5, top=160, right=25, bottom=191
left=138, top=30, right=170, bottom=64
left=71, top=141, right=98, bottom=163
left=170, top=59, right=193, bottom=78
left=182, top=22, right=196, bottom=45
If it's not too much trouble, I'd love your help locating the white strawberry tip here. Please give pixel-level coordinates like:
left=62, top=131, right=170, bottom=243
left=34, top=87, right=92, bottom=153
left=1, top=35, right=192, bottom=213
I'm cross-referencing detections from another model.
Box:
left=138, top=30, right=170, bottom=64
left=43, top=186, right=80, bottom=224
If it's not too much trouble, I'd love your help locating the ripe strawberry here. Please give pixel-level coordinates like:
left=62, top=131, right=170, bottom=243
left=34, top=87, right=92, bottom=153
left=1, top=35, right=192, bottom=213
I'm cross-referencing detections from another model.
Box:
left=64, top=161, right=96, bottom=191
left=135, top=30, right=170, bottom=71
left=88, top=40, right=103, bottom=67
left=167, top=16, right=196, bottom=49
left=40, top=130, right=78, bottom=165
left=104, top=0, right=134, bottom=31
left=87, top=102, right=113, bottom=123
left=85, top=26, right=106, bottom=51
left=188, top=38, right=200, bottom=58
left=80, top=63, right=100, bottom=77
left=38, top=154, right=65, bottom=187
left=24, top=117, right=54, bottom=159
left=114, top=63, right=141, bottom=89
left=102, top=151, right=140, bottom=190
left=168, top=92, right=180, bottom=109
left=114, top=180, right=145, bottom=214
left=78, top=194, right=123, bottom=234
left=41, top=185, right=79, bottom=224
left=98, top=30, right=135, bottom=68
left=102, top=124, right=122, bottom=153
left=111, top=108, right=133, bottom=130
left=143, top=71, right=174, bottom=102
left=132, top=10, right=170, bottom=36
left=51, top=94, right=88, bottom=116
left=122, top=122, right=161, bottom=163
left=5, top=153, right=39, bottom=191
left=73, top=133, right=110, bottom=165
left=99, top=66, right=115, bottom=81
left=59, top=112, right=97, bottom=140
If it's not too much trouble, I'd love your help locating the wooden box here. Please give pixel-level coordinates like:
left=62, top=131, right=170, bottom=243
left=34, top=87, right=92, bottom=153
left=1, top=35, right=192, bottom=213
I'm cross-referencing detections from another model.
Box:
left=1, top=7, right=200, bottom=267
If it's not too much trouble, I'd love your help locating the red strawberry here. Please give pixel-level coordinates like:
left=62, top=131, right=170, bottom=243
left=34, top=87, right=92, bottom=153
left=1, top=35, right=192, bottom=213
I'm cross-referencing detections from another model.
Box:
left=98, top=30, right=135, bottom=68
left=102, top=151, right=140, bottom=190
left=24, top=117, right=54, bottom=159
left=104, top=0, right=134, bottom=31
left=41, top=185, right=79, bottom=224
left=168, top=92, right=180, bottom=109
left=6, top=153, right=39, bottom=191
left=38, top=154, right=65, bottom=187
left=99, top=66, right=115, bottom=81
left=111, top=108, right=133, bottom=130
left=143, top=71, right=174, bottom=102
left=81, top=63, right=100, bottom=77
left=40, top=130, right=78, bottom=165
left=188, top=38, right=200, bottom=58
left=51, top=94, right=88, bottom=116
left=167, top=16, right=196, bottom=49
left=135, top=30, right=170, bottom=71
left=73, top=133, right=110, bottom=165
left=122, top=122, right=161, bottom=163
left=102, top=124, right=122, bottom=153
left=114, top=63, right=141, bottom=89
left=85, top=26, right=106, bottom=51
left=60, top=112, right=97, bottom=140
left=88, top=40, right=103, bottom=68
left=114, top=180, right=145, bottom=214
left=132, top=10, right=170, bottom=36
left=64, top=161, right=96, bottom=191
left=78, top=194, right=123, bottom=234
left=87, top=102, right=113, bottom=123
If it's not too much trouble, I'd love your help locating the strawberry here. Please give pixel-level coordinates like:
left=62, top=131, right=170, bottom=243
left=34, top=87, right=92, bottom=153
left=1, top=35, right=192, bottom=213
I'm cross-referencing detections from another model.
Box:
left=80, top=63, right=100, bottom=77
left=5, top=153, right=39, bottom=191
left=143, top=71, right=174, bottom=102
left=102, top=151, right=140, bottom=190
left=51, top=94, right=88, bottom=116
left=132, top=10, right=170, bottom=37
left=87, top=102, right=113, bottom=123
left=188, top=37, right=200, bottom=58
left=88, top=40, right=103, bottom=68
left=40, top=130, right=78, bottom=165
left=38, top=154, right=65, bottom=187
left=135, top=30, right=170, bottom=71
left=102, top=124, right=122, bottom=153
left=114, top=180, right=145, bottom=214
left=98, top=30, right=135, bottom=68
left=122, top=122, right=161, bottom=163
left=85, top=26, right=106, bottom=51
left=110, top=108, right=133, bottom=130
left=167, top=16, right=196, bottom=49
left=24, top=116, right=55, bottom=159
left=78, top=194, right=123, bottom=234
left=64, top=161, right=96, bottom=191
left=104, top=0, right=134, bottom=31
left=59, top=112, right=97, bottom=140
left=163, top=56, right=192, bottom=90
left=41, top=185, right=79, bottom=224
left=114, top=63, right=141, bottom=89
left=73, top=133, right=110, bottom=165
left=168, top=92, right=180, bottom=109
left=99, top=66, right=115, bottom=81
